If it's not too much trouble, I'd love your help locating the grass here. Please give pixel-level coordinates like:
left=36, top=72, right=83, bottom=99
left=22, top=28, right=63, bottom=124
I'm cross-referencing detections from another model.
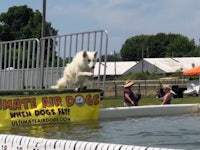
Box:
left=100, top=96, right=200, bottom=108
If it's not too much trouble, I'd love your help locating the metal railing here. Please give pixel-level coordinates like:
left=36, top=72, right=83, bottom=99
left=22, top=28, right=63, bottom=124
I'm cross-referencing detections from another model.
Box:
left=0, top=38, right=40, bottom=89
left=0, top=30, right=108, bottom=91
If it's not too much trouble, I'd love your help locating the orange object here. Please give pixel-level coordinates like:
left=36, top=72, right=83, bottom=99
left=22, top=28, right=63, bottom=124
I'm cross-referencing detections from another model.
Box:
left=183, top=66, right=200, bottom=76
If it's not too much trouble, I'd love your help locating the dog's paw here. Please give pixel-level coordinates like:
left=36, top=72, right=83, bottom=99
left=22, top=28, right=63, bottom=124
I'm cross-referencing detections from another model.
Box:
left=74, top=86, right=87, bottom=92
left=51, top=86, right=64, bottom=91
left=51, top=86, right=58, bottom=89
left=74, top=87, right=81, bottom=92
left=86, top=72, right=94, bottom=77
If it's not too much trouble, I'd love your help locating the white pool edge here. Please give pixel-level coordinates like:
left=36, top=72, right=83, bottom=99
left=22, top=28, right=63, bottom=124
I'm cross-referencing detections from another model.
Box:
left=99, top=103, right=200, bottom=119
left=0, top=134, right=182, bottom=150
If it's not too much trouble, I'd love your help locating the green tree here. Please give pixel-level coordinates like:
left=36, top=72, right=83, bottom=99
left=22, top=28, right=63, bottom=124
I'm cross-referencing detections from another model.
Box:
left=0, top=5, right=59, bottom=69
left=121, top=35, right=149, bottom=61
left=120, top=33, right=197, bottom=61
left=0, top=5, right=57, bottom=40
left=148, top=33, right=168, bottom=58
left=166, top=34, right=195, bottom=57
left=100, top=52, right=122, bottom=62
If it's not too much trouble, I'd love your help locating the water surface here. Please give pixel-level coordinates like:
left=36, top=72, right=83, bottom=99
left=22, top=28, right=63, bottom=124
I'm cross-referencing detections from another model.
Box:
left=0, top=114, right=200, bottom=150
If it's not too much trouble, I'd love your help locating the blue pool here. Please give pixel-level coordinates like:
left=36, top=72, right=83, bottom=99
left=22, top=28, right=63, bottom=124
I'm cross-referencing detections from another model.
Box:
left=0, top=113, right=199, bottom=150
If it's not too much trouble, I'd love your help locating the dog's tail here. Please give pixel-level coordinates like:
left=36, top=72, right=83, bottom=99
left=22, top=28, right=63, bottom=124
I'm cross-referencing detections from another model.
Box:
left=51, top=77, right=67, bottom=91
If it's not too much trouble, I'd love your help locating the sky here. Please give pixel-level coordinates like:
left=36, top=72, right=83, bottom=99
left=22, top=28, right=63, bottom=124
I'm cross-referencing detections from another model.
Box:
left=1, top=0, right=200, bottom=54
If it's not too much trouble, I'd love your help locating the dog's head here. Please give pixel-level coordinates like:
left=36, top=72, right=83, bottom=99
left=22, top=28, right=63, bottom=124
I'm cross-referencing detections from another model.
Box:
left=82, top=50, right=98, bottom=69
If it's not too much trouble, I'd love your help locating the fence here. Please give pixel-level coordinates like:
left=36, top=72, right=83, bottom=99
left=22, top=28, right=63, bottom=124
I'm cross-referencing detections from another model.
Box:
left=104, top=79, right=187, bottom=97
left=0, top=38, right=40, bottom=89
left=0, top=30, right=108, bottom=91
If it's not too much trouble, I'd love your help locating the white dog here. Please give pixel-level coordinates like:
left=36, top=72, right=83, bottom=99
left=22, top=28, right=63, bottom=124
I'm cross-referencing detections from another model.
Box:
left=51, top=50, right=98, bottom=91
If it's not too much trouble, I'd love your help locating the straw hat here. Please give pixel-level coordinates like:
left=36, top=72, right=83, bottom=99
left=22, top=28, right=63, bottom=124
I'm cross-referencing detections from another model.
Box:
left=124, top=80, right=135, bottom=88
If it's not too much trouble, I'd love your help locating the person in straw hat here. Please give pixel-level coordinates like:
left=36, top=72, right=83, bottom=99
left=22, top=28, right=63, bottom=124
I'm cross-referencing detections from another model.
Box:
left=160, top=84, right=173, bottom=105
left=123, top=80, right=141, bottom=106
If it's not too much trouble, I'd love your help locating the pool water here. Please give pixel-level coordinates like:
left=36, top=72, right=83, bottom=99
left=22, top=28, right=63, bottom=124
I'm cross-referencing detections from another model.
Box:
left=0, top=114, right=200, bottom=150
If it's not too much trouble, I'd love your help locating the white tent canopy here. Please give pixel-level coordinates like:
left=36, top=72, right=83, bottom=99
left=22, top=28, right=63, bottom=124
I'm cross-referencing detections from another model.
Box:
left=94, top=61, right=138, bottom=76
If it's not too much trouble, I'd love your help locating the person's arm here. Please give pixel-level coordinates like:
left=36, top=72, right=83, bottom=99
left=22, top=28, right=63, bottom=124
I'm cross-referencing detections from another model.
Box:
left=161, top=93, right=171, bottom=105
left=124, top=93, right=134, bottom=105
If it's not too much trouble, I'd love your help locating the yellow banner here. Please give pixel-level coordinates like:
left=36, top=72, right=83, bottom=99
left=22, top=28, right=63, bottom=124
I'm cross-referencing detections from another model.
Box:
left=0, top=92, right=100, bottom=127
